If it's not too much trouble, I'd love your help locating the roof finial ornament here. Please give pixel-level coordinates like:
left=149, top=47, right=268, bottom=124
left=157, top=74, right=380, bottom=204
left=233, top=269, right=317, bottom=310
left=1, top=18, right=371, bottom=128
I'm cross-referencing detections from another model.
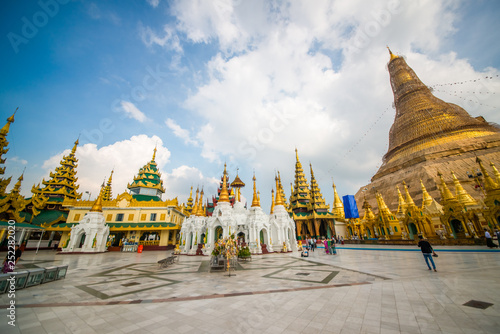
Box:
left=387, top=46, right=398, bottom=61
left=152, top=146, right=157, bottom=161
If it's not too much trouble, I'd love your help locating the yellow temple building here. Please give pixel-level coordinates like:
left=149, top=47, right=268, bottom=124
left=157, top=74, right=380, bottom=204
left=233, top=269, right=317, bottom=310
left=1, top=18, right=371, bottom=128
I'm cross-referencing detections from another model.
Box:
left=54, top=148, right=186, bottom=250
left=351, top=49, right=500, bottom=243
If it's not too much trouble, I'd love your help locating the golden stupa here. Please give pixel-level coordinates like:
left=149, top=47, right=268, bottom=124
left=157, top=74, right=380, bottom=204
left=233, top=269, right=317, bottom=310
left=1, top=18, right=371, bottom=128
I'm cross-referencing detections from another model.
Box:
left=356, top=49, right=500, bottom=213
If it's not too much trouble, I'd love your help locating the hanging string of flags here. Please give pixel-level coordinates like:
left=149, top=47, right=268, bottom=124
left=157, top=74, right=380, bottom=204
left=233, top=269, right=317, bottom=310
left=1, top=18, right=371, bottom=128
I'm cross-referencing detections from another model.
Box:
left=432, top=89, right=498, bottom=109
left=429, top=74, right=499, bottom=88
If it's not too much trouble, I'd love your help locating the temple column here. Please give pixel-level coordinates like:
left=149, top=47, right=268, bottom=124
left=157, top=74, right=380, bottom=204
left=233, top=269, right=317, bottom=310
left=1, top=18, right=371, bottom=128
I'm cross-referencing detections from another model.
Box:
left=460, top=219, right=472, bottom=238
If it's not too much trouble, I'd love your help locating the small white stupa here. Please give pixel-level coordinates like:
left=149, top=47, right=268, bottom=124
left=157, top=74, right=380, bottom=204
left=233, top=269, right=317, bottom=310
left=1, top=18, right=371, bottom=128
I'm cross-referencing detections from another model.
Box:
left=62, top=189, right=109, bottom=253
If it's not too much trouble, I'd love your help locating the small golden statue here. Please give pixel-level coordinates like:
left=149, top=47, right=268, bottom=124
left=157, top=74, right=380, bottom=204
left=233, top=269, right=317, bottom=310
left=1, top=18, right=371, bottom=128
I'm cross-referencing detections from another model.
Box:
left=174, top=243, right=180, bottom=255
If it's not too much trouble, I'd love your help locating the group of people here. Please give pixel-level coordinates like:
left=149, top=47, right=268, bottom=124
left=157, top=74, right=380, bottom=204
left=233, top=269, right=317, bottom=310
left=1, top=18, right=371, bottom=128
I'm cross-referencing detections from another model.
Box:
left=485, top=228, right=500, bottom=248
left=300, top=236, right=340, bottom=257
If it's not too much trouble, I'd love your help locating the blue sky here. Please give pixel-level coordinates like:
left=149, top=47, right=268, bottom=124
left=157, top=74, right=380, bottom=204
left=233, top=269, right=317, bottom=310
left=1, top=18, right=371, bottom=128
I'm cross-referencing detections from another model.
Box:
left=1, top=0, right=500, bottom=212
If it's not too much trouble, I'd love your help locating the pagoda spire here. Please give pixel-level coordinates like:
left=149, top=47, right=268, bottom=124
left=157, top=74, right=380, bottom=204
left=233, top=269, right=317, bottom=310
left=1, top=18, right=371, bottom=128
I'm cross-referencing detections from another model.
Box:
left=332, top=181, right=345, bottom=219
left=197, top=188, right=205, bottom=216
left=191, top=187, right=199, bottom=216
left=362, top=196, right=376, bottom=220
left=490, top=162, right=500, bottom=185
left=309, top=163, right=328, bottom=211
left=90, top=184, right=104, bottom=212
left=375, top=191, right=393, bottom=217
left=402, top=181, right=415, bottom=207
left=218, top=163, right=230, bottom=203
left=251, top=174, right=260, bottom=207
left=277, top=171, right=287, bottom=206
left=437, top=171, right=456, bottom=203
left=373, top=50, right=500, bottom=181
left=420, top=179, right=434, bottom=209
left=127, top=147, right=165, bottom=199
left=475, top=157, right=499, bottom=192
left=230, top=169, right=245, bottom=203
left=275, top=174, right=284, bottom=206
left=289, top=149, right=311, bottom=214
left=387, top=46, right=399, bottom=61
left=451, top=171, right=477, bottom=206
left=30, top=138, right=82, bottom=219
left=102, top=170, right=114, bottom=201
left=270, top=188, right=275, bottom=214
left=0, top=108, right=17, bottom=194
left=186, top=186, right=194, bottom=215
left=0, top=171, right=28, bottom=223
left=396, top=186, right=406, bottom=215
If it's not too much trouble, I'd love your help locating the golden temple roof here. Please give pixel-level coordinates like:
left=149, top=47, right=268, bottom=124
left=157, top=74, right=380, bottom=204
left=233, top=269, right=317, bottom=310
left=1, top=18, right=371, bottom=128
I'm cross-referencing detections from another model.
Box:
left=251, top=174, right=260, bottom=208
left=218, top=164, right=230, bottom=203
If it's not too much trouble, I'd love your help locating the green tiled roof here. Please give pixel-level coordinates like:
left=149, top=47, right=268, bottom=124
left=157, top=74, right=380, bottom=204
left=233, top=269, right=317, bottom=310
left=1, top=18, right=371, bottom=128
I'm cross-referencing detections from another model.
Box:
left=0, top=221, right=45, bottom=229
left=31, top=210, right=68, bottom=226
left=132, top=194, right=162, bottom=202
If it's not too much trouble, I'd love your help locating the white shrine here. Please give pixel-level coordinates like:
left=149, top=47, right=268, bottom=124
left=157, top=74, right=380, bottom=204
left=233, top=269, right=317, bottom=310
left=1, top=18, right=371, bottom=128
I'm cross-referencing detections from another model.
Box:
left=180, top=166, right=297, bottom=255
left=62, top=194, right=110, bottom=253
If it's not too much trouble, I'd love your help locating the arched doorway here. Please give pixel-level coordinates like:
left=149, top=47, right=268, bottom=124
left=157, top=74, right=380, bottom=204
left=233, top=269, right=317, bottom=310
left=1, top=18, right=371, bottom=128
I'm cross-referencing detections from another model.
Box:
left=79, top=233, right=86, bottom=248
left=408, top=223, right=418, bottom=240
left=237, top=232, right=245, bottom=246
left=319, top=221, right=328, bottom=238
left=200, top=233, right=206, bottom=244
left=450, top=219, right=465, bottom=238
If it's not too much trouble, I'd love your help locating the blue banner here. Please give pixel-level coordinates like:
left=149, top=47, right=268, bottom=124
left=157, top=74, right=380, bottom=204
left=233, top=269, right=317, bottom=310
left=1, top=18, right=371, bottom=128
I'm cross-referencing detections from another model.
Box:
left=343, top=195, right=359, bottom=219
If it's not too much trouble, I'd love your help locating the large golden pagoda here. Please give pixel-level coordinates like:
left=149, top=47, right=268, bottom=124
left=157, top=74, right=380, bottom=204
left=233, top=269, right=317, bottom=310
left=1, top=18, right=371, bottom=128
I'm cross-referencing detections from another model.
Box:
left=355, top=49, right=500, bottom=241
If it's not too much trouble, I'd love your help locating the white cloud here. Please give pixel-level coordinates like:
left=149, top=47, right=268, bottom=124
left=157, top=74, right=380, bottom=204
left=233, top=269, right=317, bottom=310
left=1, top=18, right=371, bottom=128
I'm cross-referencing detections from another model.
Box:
left=120, top=101, right=148, bottom=122
left=147, top=0, right=160, bottom=8
left=164, top=165, right=219, bottom=202
left=167, top=0, right=500, bottom=209
left=165, top=118, right=198, bottom=146
left=139, top=23, right=183, bottom=53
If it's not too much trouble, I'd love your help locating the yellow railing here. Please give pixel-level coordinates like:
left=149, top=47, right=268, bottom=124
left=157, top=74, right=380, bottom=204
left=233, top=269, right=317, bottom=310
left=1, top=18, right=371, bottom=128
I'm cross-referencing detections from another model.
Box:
left=139, top=240, right=160, bottom=246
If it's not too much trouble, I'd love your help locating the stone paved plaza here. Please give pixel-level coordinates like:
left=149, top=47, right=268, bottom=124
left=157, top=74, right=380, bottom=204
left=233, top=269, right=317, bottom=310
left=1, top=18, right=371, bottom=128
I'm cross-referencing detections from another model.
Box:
left=1, top=245, right=499, bottom=334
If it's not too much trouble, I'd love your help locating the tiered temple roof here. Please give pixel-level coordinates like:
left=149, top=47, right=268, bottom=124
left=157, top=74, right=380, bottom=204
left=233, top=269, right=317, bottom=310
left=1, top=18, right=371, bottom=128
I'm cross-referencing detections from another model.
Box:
left=127, top=148, right=165, bottom=201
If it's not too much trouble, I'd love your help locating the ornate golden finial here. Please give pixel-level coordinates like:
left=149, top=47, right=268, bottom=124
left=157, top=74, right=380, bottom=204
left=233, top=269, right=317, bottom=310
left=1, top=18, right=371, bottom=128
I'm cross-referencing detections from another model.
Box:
left=90, top=184, right=104, bottom=212
left=295, top=148, right=299, bottom=162
left=197, top=188, right=205, bottom=216
left=251, top=173, right=260, bottom=207
left=218, top=163, right=230, bottom=203
left=270, top=188, right=275, bottom=214
left=387, top=46, right=398, bottom=61
left=192, top=187, right=199, bottom=216
left=71, top=138, right=79, bottom=155
left=396, top=185, right=406, bottom=214
left=152, top=146, right=157, bottom=162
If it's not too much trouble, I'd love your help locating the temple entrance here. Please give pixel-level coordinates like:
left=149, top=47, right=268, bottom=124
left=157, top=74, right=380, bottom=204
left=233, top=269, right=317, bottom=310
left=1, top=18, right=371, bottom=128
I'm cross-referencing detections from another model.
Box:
left=109, top=232, right=125, bottom=246
left=408, top=223, right=418, bottom=240
left=79, top=233, right=86, bottom=248
left=215, top=226, right=223, bottom=241
left=318, top=221, right=328, bottom=238
left=450, top=219, right=465, bottom=238
left=301, top=223, right=311, bottom=238
left=200, top=233, right=206, bottom=244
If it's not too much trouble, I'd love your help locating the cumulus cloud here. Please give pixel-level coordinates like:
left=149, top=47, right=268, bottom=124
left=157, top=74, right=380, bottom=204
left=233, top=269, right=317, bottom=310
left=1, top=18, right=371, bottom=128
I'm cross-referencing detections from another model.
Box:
left=120, top=101, right=148, bottom=122
left=147, top=0, right=160, bottom=8
left=139, top=23, right=183, bottom=53
left=165, top=118, right=198, bottom=146
left=164, top=0, right=500, bottom=209
left=164, top=165, right=219, bottom=202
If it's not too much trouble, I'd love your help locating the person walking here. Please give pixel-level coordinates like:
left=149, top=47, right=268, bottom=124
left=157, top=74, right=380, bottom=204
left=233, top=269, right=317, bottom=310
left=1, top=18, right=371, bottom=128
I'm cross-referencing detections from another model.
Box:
left=484, top=229, right=498, bottom=248
left=417, top=236, right=436, bottom=271
left=323, top=239, right=329, bottom=254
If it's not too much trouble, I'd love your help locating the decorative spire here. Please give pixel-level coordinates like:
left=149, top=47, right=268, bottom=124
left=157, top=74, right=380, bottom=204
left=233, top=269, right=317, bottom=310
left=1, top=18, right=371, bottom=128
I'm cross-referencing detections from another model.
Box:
left=0, top=107, right=17, bottom=135
left=197, top=188, right=205, bottom=216
left=186, top=186, right=194, bottom=215
left=490, top=162, right=500, bottom=185
left=402, top=181, right=415, bottom=207
left=362, top=196, right=376, bottom=220
left=437, top=171, right=456, bottom=202
left=420, top=179, right=434, bottom=209
left=476, top=157, right=499, bottom=191
left=90, top=184, right=104, bottom=212
left=332, top=181, right=345, bottom=219
left=218, top=163, right=230, bottom=203
left=102, top=170, right=114, bottom=201
left=277, top=171, right=287, bottom=206
left=251, top=174, right=260, bottom=207
left=308, top=164, right=328, bottom=211
left=396, top=185, right=406, bottom=214
left=230, top=168, right=245, bottom=203
left=191, top=188, right=199, bottom=217
left=0, top=108, right=17, bottom=194
left=387, top=46, right=398, bottom=61
left=451, top=171, right=477, bottom=206
left=127, top=147, right=165, bottom=199
left=275, top=174, right=284, bottom=206
left=375, top=191, right=392, bottom=217
left=289, top=148, right=311, bottom=214
left=270, top=188, right=275, bottom=214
